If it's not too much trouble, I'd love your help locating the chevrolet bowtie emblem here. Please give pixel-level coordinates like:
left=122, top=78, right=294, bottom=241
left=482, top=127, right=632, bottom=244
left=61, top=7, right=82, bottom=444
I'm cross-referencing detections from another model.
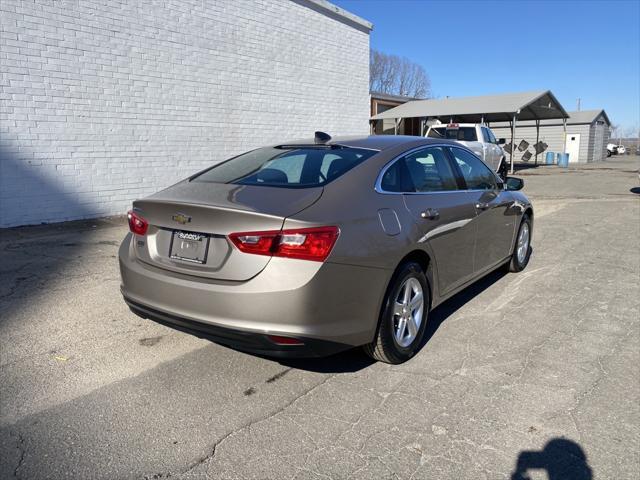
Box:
left=172, top=213, right=191, bottom=225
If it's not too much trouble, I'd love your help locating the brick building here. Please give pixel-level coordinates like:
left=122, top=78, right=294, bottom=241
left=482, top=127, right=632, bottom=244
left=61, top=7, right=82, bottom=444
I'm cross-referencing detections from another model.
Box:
left=0, top=0, right=372, bottom=227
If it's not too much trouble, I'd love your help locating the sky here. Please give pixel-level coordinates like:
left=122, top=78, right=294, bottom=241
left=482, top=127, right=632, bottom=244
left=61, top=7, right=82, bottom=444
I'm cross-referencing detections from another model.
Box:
left=334, top=0, right=640, bottom=134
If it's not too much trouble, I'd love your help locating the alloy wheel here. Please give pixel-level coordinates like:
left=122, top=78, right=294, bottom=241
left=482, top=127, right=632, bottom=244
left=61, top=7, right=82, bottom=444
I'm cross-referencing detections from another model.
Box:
left=392, top=277, right=424, bottom=348
left=517, top=222, right=530, bottom=265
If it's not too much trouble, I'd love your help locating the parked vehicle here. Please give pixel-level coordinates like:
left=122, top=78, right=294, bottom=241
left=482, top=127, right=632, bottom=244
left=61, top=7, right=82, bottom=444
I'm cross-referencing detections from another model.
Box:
left=119, top=133, right=533, bottom=364
left=426, top=123, right=507, bottom=178
left=607, top=143, right=623, bottom=157
left=606, top=144, right=616, bottom=157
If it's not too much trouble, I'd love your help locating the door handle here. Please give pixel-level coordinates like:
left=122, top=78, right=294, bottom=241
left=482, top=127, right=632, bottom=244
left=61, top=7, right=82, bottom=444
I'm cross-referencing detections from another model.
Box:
left=421, top=208, right=440, bottom=220
left=475, top=202, right=491, bottom=210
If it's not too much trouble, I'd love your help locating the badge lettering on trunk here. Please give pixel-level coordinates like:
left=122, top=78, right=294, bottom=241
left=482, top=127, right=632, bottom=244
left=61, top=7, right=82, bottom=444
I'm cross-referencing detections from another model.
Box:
left=172, top=213, right=191, bottom=225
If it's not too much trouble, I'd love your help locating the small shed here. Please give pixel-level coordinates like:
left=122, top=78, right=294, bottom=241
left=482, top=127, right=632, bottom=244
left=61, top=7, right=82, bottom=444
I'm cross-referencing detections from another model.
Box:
left=370, top=91, right=420, bottom=135
left=370, top=90, right=569, bottom=172
left=491, top=110, right=611, bottom=164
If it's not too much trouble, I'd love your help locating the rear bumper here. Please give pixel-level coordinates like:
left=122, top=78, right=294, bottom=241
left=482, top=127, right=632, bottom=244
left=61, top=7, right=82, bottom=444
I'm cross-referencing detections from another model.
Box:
left=119, top=235, right=390, bottom=356
left=124, top=297, right=350, bottom=357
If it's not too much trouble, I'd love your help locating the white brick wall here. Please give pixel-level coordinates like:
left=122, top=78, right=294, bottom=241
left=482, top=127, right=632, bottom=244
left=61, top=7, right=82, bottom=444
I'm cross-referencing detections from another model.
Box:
left=0, top=0, right=371, bottom=227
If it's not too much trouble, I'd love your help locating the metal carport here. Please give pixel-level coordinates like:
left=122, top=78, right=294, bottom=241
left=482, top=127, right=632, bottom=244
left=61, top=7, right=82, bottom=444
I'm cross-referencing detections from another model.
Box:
left=370, top=90, right=569, bottom=173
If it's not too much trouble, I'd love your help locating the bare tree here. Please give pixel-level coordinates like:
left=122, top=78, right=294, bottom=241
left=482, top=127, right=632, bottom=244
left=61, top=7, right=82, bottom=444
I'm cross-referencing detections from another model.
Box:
left=623, top=125, right=639, bottom=139
left=370, top=49, right=430, bottom=98
left=610, top=123, right=621, bottom=141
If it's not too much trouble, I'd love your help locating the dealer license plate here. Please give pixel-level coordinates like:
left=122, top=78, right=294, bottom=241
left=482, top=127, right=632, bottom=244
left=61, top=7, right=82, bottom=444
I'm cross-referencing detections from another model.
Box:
left=170, top=231, right=210, bottom=264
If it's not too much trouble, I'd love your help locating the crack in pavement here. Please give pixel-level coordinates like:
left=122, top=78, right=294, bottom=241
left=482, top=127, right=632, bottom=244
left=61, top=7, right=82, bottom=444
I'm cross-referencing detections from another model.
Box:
left=10, top=431, right=26, bottom=479
left=564, top=326, right=637, bottom=441
left=144, top=374, right=337, bottom=479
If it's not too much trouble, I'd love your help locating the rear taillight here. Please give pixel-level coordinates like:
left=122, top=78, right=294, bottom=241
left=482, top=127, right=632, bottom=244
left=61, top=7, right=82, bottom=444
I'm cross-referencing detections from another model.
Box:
left=127, top=210, right=148, bottom=236
left=228, top=231, right=279, bottom=256
left=229, top=226, right=339, bottom=262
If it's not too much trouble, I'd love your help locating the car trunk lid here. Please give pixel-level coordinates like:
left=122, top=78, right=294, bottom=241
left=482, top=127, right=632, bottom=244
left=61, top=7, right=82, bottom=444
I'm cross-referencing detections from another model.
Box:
left=130, top=181, right=323, bottom=281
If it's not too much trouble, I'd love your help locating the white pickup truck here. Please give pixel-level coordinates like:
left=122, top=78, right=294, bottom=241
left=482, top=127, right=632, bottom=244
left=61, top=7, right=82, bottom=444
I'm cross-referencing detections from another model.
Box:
left=426, top=123, right=507, bottom=178
left=607, top=143, right=626, bottom=156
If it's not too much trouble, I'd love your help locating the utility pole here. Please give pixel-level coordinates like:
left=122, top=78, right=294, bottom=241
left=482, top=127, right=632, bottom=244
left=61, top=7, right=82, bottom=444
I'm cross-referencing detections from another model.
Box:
left=576, top=98, right=581, bottom=111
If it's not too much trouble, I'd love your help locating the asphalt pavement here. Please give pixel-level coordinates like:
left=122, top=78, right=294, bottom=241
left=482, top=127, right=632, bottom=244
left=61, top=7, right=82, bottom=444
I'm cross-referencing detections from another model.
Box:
left=1, top=155, right=638, bottom=479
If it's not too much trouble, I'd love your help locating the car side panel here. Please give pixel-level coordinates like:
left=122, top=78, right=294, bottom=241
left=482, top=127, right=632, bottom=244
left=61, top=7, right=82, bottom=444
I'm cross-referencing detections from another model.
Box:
left=469, top=189, right=518, bottom=273
left=402, top=192, right=478, bottom=295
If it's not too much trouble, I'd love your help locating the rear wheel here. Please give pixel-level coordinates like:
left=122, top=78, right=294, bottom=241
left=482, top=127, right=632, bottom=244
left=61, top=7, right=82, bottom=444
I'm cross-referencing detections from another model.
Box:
left=364, top=262, right=429, bottom=364
left=506, top=215, right=532, bottom=272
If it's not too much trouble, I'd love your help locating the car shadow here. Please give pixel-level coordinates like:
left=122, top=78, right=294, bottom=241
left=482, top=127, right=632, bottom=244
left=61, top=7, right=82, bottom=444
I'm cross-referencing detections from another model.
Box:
left=417, top=267, right=508, bottom=351
left=275, top=347, right=376, bottom=373
left=511, top=437, right=593, bottom=479
left=280, top=266, right=509, bottom=374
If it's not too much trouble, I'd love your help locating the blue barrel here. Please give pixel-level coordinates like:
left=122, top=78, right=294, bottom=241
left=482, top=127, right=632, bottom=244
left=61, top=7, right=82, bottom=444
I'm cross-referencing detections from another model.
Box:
left=556, top=152, right=562, bottom=164
left=545, top=152, right=555, bottom=164
left=558, top=153, right=569, bottom=167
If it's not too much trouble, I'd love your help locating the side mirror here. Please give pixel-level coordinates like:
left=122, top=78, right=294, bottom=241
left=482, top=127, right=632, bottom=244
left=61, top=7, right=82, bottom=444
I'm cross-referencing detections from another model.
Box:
left=498, top=138, right=506, bottom=145
left=505, top=176, right=524, bottom=191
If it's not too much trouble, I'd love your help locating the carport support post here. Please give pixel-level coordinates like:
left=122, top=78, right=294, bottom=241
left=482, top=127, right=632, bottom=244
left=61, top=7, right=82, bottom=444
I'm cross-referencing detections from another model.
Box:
left=510, top=113, right=517, bottom=174
left=535, top=119, right=540, bottom=166
left=562, top=117, right=567, bottom=154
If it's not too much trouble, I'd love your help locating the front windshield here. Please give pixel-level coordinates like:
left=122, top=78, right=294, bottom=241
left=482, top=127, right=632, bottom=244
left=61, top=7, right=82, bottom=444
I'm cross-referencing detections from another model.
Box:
left=192, top=146, right=377, bottom=188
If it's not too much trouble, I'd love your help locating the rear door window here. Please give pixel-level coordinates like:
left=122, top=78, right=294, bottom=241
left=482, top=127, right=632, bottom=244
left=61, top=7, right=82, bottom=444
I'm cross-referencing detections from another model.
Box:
left=380, top=158, right=415, bottom=192
left=379, top=147, right=458, bottom=193
left=447, top=147, right=497, bottom=190
left=404, top=147, right=458, bottom=192
left=192, top=146, right=376, bottom=188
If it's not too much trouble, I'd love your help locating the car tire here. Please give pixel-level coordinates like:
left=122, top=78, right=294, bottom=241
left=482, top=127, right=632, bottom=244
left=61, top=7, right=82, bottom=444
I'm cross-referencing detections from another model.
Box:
left=607, top=150, right=611, bottom=158
left=364, top=262, right=429, bottom=364
left=506, top=215, right=532, bottom=272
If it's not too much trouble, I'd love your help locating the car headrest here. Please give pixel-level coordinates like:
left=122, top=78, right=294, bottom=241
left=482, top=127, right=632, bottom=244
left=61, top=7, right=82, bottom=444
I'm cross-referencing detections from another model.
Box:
left=255, top=168, right=288, bottom=183
left=327, top=157, right=352, bottom=180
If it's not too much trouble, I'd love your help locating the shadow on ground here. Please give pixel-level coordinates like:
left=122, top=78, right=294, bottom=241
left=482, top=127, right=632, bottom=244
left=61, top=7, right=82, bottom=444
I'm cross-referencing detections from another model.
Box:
left=0, top=143, right=94, bottom=324
left=280, top=266, right=509, bottom=373
left=513, top=161, right=549, bottom=172
left=511, top=438, right=593, bottom=479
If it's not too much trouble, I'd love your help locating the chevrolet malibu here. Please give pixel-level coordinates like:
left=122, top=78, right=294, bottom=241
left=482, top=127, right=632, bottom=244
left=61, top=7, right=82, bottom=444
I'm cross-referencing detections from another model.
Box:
left=119, top=134, right=533, bottom=364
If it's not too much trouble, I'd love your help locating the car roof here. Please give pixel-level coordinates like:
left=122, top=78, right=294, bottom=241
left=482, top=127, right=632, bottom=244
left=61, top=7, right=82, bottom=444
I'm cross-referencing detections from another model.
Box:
left=278, top=135, right=461, bottom=152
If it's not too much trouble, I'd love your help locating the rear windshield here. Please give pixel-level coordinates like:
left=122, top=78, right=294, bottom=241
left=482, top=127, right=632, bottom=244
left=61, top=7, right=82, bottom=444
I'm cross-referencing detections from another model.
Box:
left=427, top=127, right=477, bottom=142
left=192, top=146, right=377, bottom=188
